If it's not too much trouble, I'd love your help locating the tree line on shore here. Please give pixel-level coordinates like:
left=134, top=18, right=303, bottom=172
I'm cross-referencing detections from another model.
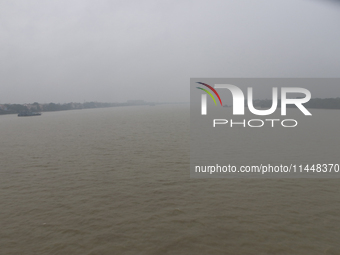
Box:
left=0, top=101, right=149, bottom=115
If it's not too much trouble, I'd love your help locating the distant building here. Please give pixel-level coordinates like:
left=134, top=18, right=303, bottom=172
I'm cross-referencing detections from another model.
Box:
left=24, top=104, right=32, bottom=110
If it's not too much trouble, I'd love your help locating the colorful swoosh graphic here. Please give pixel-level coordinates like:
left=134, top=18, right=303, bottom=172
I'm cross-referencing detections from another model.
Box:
left=196, top=87, right=217, bottom=105
left=196, top=82, right=223, bottom=106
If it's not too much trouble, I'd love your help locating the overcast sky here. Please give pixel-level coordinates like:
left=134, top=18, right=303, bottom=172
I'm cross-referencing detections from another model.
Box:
left=1, top=0, right=339, bottom=104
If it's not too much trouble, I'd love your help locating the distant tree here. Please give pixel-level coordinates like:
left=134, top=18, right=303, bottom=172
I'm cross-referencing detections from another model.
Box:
left=32, top=102, right=41, bottom=111
left=45, top=103, right=61, bottom=111
left=60, top=103, right=73, bottom=111
left=83, top=102, right=97, bottom=108
left=6, top=104, right=28, bottom=113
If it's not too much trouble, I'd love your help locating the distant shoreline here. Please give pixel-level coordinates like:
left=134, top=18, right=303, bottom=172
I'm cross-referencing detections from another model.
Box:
left=0, top=101, right=188, bottom=115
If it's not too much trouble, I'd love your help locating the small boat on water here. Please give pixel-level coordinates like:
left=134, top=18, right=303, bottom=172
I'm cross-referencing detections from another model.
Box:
left=18, top=112, right=42, bottom=117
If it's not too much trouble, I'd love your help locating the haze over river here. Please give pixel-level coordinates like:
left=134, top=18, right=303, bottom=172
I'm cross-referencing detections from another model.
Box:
left=0, top=105, right=339, bottom=254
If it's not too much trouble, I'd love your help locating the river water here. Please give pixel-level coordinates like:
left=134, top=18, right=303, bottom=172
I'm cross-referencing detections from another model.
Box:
left=0, top=105, right=339, bottom=254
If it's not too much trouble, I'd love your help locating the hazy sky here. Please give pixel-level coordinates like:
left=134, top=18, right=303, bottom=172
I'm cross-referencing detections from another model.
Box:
left=1, top=0, right=339, bottom=104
